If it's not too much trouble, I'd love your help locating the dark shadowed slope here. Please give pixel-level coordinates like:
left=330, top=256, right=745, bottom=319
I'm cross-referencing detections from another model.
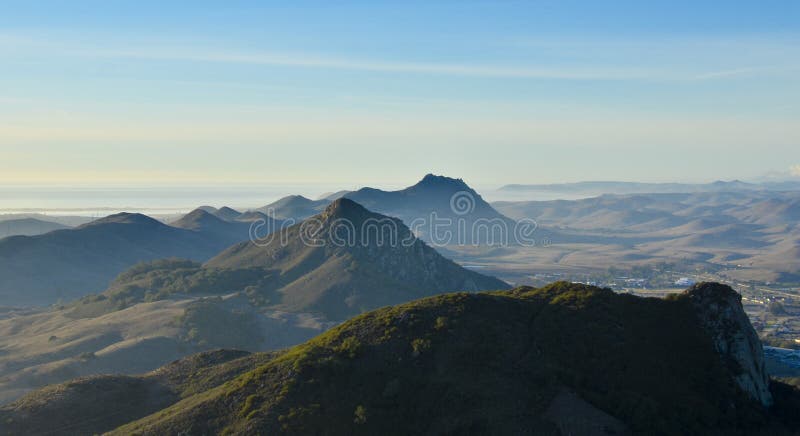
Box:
left=0, top=213, right=247, bottom=306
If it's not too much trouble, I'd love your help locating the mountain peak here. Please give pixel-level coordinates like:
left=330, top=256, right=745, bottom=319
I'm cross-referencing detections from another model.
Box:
left=215, top=206, right=242, bottom=221
left=82, top=213, right=162, bottom=227
left=285, top=194, right=312, bottom=202
left=414, top=173, right=470, bottom=190
left=173, top=208, right=226, bottom=230
left=321, top=198, right=373, bottom=222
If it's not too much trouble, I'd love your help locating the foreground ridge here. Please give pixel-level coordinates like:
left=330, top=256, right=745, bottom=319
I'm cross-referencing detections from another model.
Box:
left=4, top=282, right=798, bottom=435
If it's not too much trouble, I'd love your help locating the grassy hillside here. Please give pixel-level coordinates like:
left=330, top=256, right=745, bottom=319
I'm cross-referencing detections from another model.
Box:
left=0, top=350, right=280, bottom=435
left=106, top=282, right=799, bottom=435
left=0, top=287, right=331, bottom=405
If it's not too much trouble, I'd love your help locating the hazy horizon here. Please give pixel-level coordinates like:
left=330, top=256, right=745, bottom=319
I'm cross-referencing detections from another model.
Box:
left=4, top=174, right=800, bottom=216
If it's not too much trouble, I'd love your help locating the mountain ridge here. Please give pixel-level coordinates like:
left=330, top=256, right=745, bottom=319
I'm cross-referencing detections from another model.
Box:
left=7, top=282, right=796, bottom=435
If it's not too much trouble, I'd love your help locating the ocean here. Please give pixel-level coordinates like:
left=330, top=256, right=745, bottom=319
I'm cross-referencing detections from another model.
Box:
left=0, top=185, right=332, bottom=217
left=0, top=185, right=588, bottom=218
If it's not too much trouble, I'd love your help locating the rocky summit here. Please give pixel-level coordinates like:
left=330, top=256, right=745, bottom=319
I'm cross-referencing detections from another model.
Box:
left=684, top=282, right=773, bottom=407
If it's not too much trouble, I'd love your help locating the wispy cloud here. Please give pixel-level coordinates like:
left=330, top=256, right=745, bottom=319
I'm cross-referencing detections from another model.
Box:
left=71, top=47, right=664, bottom=81
left=791, top=165, right=800, bottom=177
left=692, top=65, right=800, bottom=80
left=63, top=45, right=800, bottom=81
left=3, top=32, right=797, bottom=82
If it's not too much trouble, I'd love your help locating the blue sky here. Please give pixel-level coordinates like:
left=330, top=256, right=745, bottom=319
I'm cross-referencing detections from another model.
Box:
left=1, top=0, right=798, bottom=187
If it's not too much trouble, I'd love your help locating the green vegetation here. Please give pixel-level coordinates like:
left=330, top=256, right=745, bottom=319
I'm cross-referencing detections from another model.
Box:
left=68, top=258, right=280, bottom=318
left=353, top=405, right=368, bottom=424
left=179, top=298, right=264, bottom=350
left=110, top=282, right=800, bottom=435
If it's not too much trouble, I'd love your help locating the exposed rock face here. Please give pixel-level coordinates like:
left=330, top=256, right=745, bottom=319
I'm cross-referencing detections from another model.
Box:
left=684, top=282, right=773, bottom=407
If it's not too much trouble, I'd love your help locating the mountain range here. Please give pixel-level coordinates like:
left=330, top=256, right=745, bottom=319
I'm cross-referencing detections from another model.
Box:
left=0, top=198, right=507, bottom=402
left=0, top=174, right=511, bottom=308
left=259, top=174, right=516, bottom=245
left=80, top=198, right=508, bottom=321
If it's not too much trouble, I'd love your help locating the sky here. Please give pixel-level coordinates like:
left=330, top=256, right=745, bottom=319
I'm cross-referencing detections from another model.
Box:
left=1, top=0, right=799, bottom=188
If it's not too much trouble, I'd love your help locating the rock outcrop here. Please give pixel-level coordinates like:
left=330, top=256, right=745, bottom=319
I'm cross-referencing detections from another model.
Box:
left=684, top=282, right=773, bottom=407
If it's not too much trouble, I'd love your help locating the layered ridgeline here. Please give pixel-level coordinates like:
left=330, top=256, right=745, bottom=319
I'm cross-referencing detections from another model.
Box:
left=259, top=174, right=519, bottom=245
left=256, top=195, right=330, bottom=221
left=171, top=207, right=279, bottom=247
left=0, top=210, right=261, bottom=306
left=4, top=283, right=799, bottom=435
left=94, top=198, right=508, bottom=320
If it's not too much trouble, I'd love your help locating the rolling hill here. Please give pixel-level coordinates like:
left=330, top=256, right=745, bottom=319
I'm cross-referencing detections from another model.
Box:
left=0, top=218, right=69, bottom=238
left=0, top=212, right=257, bottom=306
left=0, top=349, right=281, bottom=435
left=0, top=288, right=332, bottom=405
left=487, top=191, right=800, bottom=282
